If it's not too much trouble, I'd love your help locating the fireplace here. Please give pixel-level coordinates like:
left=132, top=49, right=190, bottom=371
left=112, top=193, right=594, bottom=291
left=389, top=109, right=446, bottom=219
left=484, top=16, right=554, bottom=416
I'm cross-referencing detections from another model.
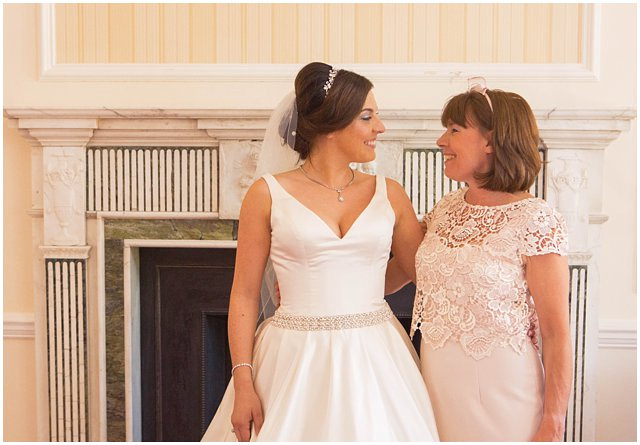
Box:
left=4, top=107, right=633, bottom=441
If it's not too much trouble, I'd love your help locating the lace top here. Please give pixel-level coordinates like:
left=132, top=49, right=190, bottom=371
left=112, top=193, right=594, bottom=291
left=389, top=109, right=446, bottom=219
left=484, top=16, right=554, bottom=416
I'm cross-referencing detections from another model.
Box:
left=411, top=188, right=568, bottom=360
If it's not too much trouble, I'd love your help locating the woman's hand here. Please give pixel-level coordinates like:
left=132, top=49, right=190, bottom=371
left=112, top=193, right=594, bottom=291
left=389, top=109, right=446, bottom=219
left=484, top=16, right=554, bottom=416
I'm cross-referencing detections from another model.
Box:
left=231, top=374, right=264, bottom=441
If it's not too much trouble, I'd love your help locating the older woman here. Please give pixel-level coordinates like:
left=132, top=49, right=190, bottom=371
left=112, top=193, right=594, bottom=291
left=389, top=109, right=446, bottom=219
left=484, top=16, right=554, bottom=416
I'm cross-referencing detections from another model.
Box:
left=389, top=84, right=571, bottom=441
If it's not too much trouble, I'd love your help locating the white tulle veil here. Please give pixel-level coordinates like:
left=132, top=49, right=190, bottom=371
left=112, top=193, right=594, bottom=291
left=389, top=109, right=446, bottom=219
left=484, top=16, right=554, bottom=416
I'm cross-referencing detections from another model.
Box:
left=254, top=91, right=302, bottom=319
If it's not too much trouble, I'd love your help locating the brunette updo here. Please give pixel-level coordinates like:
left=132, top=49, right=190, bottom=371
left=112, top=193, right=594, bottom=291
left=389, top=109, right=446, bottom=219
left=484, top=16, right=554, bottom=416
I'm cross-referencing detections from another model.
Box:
left=283, top=62, right=373, bottom=159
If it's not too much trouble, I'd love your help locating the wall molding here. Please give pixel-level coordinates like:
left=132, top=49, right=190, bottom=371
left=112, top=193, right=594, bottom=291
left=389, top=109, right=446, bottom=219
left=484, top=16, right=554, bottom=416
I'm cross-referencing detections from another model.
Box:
left=598, top=319, right=637, bottom=349
left=4, top=312, right=36, bottom=338
left=38, top=4, right=601, bottom=83
left=7, top=310, right=632, bottom=348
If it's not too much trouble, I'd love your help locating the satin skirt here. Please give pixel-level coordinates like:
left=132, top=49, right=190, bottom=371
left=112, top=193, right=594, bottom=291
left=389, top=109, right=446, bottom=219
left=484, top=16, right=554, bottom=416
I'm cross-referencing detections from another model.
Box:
left=202, top=317, right=439, bottom=441
left=420, top=339, right=544, bottom=441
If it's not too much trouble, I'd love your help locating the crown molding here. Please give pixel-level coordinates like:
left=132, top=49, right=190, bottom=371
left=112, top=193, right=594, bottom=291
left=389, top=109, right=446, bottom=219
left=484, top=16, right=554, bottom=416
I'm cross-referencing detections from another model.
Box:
left=5, top=108, right=635, bottom=149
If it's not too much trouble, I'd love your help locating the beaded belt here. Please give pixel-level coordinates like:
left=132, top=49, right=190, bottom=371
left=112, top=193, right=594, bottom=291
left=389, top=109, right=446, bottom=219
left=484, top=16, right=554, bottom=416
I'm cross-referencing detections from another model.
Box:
left=270, top=304, right=393, bottom=331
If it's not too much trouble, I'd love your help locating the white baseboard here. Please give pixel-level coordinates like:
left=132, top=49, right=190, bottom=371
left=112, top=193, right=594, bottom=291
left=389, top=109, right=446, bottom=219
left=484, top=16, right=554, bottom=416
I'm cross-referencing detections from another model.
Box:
left=598, top=319, right=637, bottom=349
left=4, top=313, right=35, bottom=338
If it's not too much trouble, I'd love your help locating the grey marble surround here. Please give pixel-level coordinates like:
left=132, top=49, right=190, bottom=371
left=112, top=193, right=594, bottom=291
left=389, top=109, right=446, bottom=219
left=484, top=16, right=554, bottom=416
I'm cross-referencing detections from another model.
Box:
left=103, top=219, right=235, bottom=441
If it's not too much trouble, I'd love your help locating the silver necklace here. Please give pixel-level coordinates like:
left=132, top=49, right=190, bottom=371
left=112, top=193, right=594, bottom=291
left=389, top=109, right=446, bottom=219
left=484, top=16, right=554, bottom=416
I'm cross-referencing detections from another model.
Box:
left=299, top=165, right=355, bottom=202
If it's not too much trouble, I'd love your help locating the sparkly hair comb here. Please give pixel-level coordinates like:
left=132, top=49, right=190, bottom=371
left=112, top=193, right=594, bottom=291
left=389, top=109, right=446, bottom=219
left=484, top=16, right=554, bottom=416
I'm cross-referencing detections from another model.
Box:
left=467, top=76, right=493, bottom=112
left=323, top=68, right=338, bottom=97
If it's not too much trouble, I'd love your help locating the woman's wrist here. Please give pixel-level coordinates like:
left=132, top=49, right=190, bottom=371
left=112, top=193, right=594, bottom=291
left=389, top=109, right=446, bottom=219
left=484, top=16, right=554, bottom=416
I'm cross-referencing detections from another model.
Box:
left=232, top=366, right=254, bottom=388
left=539, top=414, right=565, bottom=435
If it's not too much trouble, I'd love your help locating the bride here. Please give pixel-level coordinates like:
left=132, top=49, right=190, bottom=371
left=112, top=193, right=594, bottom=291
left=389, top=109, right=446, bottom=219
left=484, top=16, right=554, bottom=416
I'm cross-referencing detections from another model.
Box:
left=201, top=62, right=439, bottom=441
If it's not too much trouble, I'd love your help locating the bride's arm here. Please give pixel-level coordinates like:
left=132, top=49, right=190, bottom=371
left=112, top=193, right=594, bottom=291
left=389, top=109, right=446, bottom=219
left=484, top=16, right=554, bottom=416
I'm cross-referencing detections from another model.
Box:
left=384, top=258, right=410, bottom=295
left=228, top=179, right=271, bottom=441
left=385, top=178, right=424, bottom=286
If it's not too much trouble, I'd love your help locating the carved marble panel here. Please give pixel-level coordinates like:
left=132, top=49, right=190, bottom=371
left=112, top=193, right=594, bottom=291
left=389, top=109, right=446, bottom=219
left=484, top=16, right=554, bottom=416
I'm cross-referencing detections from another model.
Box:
left=548, top=153, right=590, bottom=252
left=218, top=140, right=262, bottom=219
left=43, top=147, right=86, bottom=246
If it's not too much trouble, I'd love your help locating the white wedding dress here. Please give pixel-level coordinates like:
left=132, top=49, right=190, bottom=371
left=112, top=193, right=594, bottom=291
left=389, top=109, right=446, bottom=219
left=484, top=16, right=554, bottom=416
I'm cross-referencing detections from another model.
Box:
left=202, top=174, right=439, bottom=441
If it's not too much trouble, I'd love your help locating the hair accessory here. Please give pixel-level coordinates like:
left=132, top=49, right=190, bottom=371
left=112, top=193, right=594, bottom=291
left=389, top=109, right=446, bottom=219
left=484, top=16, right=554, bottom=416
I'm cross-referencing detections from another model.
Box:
left=323, top=68, right=338, bottom=96
left=468, top=76, right=493, bottom=112
left=231, top=362, right=253, bottom=375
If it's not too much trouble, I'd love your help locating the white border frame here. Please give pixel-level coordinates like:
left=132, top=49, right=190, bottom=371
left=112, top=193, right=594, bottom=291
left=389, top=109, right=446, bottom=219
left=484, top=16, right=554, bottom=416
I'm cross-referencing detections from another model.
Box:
left=39, top=4, right=601, bottom=82
left=122, top=238, right=237, bottom=441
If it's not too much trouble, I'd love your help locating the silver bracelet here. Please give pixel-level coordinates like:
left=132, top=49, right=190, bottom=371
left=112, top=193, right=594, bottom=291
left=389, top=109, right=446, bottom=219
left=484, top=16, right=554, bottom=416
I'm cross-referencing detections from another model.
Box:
left=231, top=362, right=253, bottom=375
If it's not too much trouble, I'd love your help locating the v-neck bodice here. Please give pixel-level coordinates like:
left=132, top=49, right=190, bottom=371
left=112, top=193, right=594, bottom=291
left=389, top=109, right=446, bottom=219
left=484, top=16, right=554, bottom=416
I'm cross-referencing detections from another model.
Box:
left=262, top=174, right=395, bottom=316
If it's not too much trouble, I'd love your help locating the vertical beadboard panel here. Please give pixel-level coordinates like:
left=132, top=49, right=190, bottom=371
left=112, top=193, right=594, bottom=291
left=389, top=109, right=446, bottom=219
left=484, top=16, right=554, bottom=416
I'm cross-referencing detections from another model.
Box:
left=94, top=4, right=109, bottom=63
left=272, top=5, right=298, bottom=64
left=524, top=4, right=552, bottom=63
left=215, top=4, right=244, bottom=63
left=495, top=4, right=512, bottom=62
left=162, top=4, right=178, bottom=63
left=496, top=4, right=526, bottom=63
left=134, top=4, right=161, bottom=63
left=79, top=4, right=96, bottom=63
left=551, top=3, right=582, bottom=63
left=466, top=4, right=481, bottom=62
left=55, top=5, right=66, bottom=63
left=297, top=4, right=325, bottom=62
left=412, top=4, right=439, bottom=62
left=354, top=4, right=381, bottom=63
left=56, top=4, right=77, bottom=64
left=576, top=4, right=584, bottom=64
left=327, top=4, right=355, bottom=63
left=190, top=4, right=216, bottom=63
left=509, top=4, right=526, bottom=63
left=108, top=4, right=134, bottom=63
left=381, top=4, right=409, bottom=63
left=55, top=3, right=583, bottom=64
left=174, top=4, right=190, bottom=63
left=64, top=5, right=80, bottom=64
left=411, top=4, right=427, bottom=63
left=466, top=4, right=495, bottom=62
left=426, top=4, right=442, bottom=62
left=439, top=4, right=466, bottom=62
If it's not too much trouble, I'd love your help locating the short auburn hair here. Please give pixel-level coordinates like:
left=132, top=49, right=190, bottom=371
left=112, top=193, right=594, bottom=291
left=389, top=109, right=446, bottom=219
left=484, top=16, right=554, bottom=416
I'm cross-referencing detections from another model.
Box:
left=441, top=89, right=541, bottom=193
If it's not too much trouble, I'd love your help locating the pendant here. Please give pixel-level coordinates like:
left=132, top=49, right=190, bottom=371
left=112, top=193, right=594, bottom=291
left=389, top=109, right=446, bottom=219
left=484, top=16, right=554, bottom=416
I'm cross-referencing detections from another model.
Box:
left=337, top=190, right=345, bottom=202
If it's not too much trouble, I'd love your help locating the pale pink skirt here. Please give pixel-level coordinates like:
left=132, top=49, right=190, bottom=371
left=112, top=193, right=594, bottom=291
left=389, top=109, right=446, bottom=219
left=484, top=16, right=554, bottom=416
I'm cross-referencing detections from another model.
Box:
left=420, top=339, right=544, bottom=441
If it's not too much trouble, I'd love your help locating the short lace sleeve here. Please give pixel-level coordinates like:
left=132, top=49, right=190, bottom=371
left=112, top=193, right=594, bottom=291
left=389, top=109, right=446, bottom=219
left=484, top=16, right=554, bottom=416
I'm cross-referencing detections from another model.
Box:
left=519, top=202, right=569, bottom=257
left=422, top=209, right=435, bottom=228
